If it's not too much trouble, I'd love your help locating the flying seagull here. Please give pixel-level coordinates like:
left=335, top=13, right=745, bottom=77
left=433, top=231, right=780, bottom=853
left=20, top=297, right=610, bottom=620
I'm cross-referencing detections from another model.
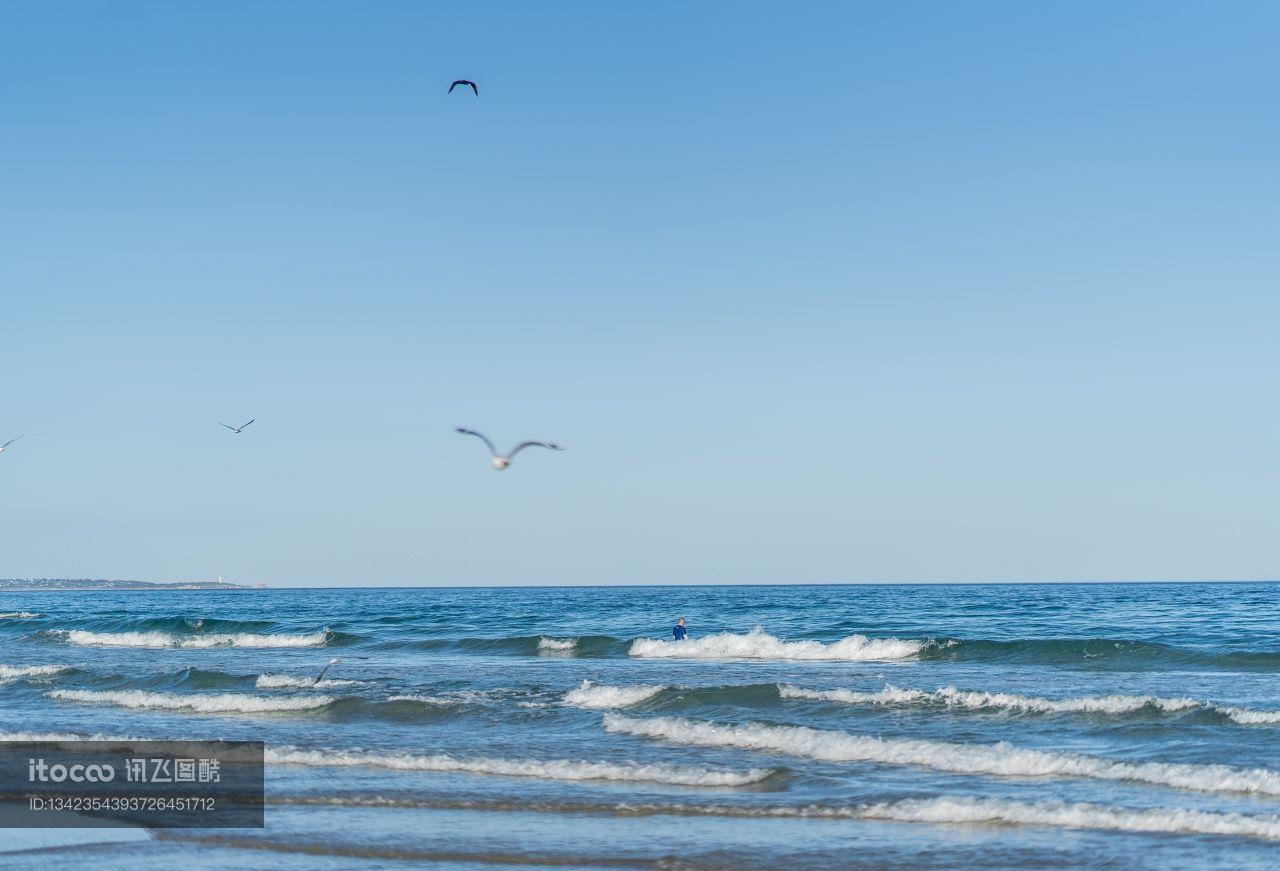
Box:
left=456, top=428, right=564, bottom=470
left=448, top=79, right=478, bottom=96
left=219, top=419, right=255, bottom=434
left=0, top=435, right=23, bottom=454
left=315, top=657, right=340, bottom=685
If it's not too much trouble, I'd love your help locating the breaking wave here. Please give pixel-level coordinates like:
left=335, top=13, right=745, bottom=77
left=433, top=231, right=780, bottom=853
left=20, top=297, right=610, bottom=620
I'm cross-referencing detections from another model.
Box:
left=778, top=684, right=1280, bottom=726
left=562, top=681, right=665, bottom=709
left=603, top=714, right=1280, bottom=796
left=0, top=664, right=74, bottom=680
left=265, top=746, right=778, bottom=787
left=537, top=637, right=578, bottom=652
left=0, top=611, right=42, bottom=619
left=629, top=628, right=924, bottom=662
left=256, top=673, right=364, bottom=689
left=45, top=629, right=334, bottom=649
left=267, top=793, right=1280, bottom=843
left=920, top=637, right=1280, bottom=670
left=47, top=689, right=337, bottom=714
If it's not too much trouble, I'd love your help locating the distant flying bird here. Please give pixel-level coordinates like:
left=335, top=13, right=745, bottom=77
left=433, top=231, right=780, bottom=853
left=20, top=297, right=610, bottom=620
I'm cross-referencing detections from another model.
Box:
left=315, top=657, right=340, bottom=685
left=219, top=419, right=255, bottom=434
left=455, top=428, right=564, bottom=470
left=448, top=79, right=478, bottom=96
left=0, top=435, right=22, bottom=454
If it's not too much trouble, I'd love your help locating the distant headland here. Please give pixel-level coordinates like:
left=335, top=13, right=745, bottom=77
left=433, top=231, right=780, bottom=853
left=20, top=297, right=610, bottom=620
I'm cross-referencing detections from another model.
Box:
left=0, top=578, right=253, bottom=591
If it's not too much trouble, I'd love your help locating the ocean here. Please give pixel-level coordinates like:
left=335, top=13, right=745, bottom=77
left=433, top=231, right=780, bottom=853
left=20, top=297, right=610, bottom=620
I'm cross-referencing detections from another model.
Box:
left=2, top=582, right=1279, bottom=869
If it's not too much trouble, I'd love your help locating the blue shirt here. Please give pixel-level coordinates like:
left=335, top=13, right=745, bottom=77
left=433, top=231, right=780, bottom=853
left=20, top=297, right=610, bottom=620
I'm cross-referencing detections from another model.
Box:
left=673, top=624, right=687, bottom=640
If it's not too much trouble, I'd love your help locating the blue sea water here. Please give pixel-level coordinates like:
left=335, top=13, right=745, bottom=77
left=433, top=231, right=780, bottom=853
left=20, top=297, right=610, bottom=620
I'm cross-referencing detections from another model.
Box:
left=2, top=582, right=1280, bottom=869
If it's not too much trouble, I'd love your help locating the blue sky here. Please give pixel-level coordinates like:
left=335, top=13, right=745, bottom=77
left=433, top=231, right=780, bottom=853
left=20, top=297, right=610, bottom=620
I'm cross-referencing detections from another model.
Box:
left=1, top=1, right=1277, bottom=586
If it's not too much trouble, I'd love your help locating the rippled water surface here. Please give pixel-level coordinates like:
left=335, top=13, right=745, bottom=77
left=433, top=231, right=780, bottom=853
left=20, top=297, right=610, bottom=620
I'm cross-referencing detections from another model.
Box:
left=3, top=583, right=1280, bottom=868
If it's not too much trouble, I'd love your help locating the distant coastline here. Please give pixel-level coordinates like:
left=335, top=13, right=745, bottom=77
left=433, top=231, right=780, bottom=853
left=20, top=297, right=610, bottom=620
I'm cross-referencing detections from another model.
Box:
left=0, top=578, right=251, bottom=591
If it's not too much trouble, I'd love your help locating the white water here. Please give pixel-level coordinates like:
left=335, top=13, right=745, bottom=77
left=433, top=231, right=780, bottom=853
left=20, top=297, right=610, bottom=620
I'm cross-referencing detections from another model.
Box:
left=48, top=689, right=337, bottom=714
left=0, top=611, right=42, bottom=619
left=265, top=746, right=776, bottom=786
left=778, top=684, right=1280, bottom=725
left=562, top=680, right=664, bottom=709
left=48, top=629, right=332, bottom=648
left=537, top=637, right=578, bottom=652
left=256, top=673, right=363, bottom=689
left=604, top=713, right=1280, bottom=796
left=0, top=664, right=72, bottom=679
left=630, top=627, right=923, bottom=661
left=802, top=796, right=1280, bottom=842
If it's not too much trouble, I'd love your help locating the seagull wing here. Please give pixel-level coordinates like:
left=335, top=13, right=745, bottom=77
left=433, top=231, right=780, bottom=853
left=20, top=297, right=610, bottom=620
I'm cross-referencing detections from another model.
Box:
left=448, top=81, right=458, bottom=93
left=455, top=427, right=499, bottom=456
left=469, top=82, right=478, bottom=96
left=507, top=441, right=564, bottom=460
left=1, top=435, right=22, bottom=449
left=239, top=419, right=255, bottom=430
left=218, top=422, right=238, bottom=431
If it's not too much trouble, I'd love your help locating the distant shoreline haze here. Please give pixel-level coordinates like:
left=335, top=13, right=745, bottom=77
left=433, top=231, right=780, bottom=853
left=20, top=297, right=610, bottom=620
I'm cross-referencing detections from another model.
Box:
left=1, top=579, right=1275, bottom=591
left=0, top=578, right=252, bottom=591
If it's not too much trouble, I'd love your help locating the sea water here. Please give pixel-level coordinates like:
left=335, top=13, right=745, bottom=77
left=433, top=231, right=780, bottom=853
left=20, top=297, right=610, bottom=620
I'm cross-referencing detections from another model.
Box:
left=1, top=583, right=1279, bottom=868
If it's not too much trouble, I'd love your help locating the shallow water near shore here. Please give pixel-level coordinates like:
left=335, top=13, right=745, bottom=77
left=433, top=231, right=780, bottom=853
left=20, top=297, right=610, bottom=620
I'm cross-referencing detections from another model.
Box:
left=3, top=582, right=1280, bottom=868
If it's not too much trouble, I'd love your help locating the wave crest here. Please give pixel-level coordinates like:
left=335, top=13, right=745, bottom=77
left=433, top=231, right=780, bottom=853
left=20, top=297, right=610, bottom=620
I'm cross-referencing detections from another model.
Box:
left=563, top=681, right=664, bottom=709
left=778, top=684, right=1280, bottom=725
left=603, top=713, right=1280, bottom=796
left=256, top=674, right=362, bottom=689
left=265, top=746, right=776, bottom=786
left=0, top=664, right=73, bottom=680
left=537, top=637, right=578, bottom=652
left=48, top=689, right=337, bottom=714
left=47, top=629, right=332, bottom=649
left=630, top=627, right=923, bottom=662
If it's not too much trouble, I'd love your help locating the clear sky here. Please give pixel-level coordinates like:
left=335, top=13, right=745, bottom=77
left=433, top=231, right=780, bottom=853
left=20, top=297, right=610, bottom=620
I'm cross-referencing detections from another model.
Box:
left=1, top=1, right=1277, bottom=586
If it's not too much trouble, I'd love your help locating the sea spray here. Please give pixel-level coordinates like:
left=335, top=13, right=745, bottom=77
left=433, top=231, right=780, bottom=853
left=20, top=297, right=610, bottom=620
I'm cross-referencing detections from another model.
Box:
left=630, top=627, right=924, bottom=662
left=562, top=681, right=664, bottom=709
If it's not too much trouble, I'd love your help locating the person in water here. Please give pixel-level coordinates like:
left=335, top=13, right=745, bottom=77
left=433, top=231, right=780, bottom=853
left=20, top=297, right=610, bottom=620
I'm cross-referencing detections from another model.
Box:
left=672, top=617, right=687, bottom=641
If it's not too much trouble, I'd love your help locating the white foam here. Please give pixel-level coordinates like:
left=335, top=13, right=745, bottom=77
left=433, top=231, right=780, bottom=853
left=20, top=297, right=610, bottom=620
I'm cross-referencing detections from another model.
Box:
left=0, top=611, right=42, bottom=619
left=256, top=673, right=362, bottom=689
left=1219, top=706, right=1280, bottom=726
left=603, top=714, right=1280, bottom=796
left=804, top=796, right=1280, bottom=842
left=781, top=685, right=931, bottom=705
left=387, top=694, right=461, bottom=705
left=563, top=681, right=665, bottom=709
left=778, top=684, right=1280, bottom=725
left=0, top=664, right=73, bottom=680
left=48, top=689, right=337, bottom=714
left=537, top=637, right=578, bottom=652
left=265, top=746, right=774, bottom=786
left=49, top=629, right=331, bottom=648
left=630, top=627, right=923, bottom=662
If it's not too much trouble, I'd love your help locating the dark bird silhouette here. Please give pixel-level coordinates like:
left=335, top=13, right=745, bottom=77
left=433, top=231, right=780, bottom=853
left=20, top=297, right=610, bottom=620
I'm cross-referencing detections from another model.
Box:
left=315, top=658, right=340, bottom=685
left=449, top=79, right=478, bottom=96
left=455, top=427, right=564, bottom=470
left=0, top=435, right=23, bottom=454
left=219, top=419, right=255, bottom=434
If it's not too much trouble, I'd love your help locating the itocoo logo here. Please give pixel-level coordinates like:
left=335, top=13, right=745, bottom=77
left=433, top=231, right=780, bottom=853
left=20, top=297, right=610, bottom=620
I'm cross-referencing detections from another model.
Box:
left=28, top=758, right=116, bottom=783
